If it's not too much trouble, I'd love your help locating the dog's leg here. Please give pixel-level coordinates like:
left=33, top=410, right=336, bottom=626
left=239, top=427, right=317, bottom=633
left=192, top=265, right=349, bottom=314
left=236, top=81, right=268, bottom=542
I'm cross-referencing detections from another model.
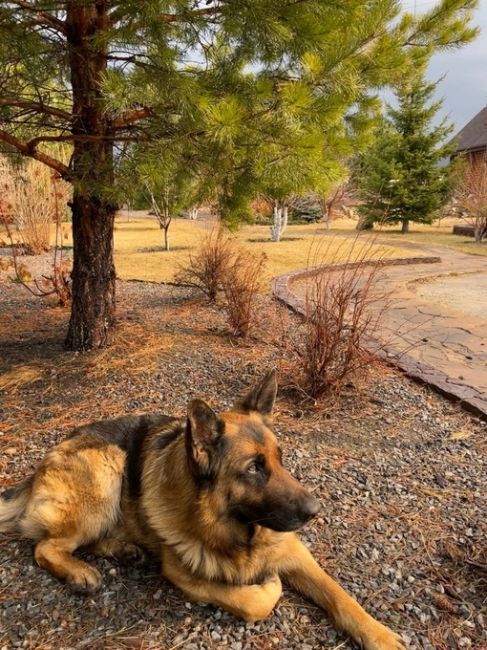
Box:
left=35, top=538, right=102, bottom=593
left=20, top=441, right=126, bottom=593
left=162, top=547, right=282, bottom=621
left=88, top=537, right=144, bottom=561
left=277, top=535, right=405, bottom=650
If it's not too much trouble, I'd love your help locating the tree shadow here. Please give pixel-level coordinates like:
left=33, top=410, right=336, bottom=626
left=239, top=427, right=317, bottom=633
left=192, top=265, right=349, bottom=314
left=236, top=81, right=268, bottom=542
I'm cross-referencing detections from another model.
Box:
left=246, top=237, right=303, bottom=243
left=136, top=245, right=191, bottom=253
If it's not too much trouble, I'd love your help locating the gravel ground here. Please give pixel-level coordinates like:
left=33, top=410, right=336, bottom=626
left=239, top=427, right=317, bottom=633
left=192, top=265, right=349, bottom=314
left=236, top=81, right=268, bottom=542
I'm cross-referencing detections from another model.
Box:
left=0, top=277, right=486, bottom=650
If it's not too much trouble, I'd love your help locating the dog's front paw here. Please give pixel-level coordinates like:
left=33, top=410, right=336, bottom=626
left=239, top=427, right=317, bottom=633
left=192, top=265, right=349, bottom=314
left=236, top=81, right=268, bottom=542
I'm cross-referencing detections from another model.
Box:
left=359, top=620, right=406, bottom=650
left=261, top=574, right=282, bottom=600
left=237, top=575, right=283, bottom=622
left=66, top=564, right=102, bottom=594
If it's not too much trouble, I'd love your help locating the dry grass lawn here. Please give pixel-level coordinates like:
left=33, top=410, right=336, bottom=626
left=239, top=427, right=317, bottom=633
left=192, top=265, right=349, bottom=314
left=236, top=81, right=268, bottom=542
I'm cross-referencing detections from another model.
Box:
left=111, top=213, right=413, bottom=284
left=354, top=217, right=487, bottom=257
left=110, top=213, right=486, bottom=284
left=2, top=212, right=485, bottom=287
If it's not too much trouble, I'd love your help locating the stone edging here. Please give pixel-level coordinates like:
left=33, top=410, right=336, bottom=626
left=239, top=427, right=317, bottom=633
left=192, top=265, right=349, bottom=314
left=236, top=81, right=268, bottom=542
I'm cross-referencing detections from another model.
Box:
left=272, top=256, right=487, bottom=420
left=272, top=256, right=441, bottom=326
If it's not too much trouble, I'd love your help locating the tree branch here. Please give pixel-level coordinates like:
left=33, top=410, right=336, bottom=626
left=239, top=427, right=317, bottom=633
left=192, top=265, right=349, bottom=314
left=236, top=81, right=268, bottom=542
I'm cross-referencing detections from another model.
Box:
left=162, top=6, right=224, bottom=23
left=0, top=98, right=71, bottom=122
left=111, top=106, right=152, bottom=130
left=110, top=4, right=224, bottom=27
left=0, top=129, right=69, bottom=177
left=8, top=0, right=66, bottom=34
left=24, top=134, right=149, bottom=148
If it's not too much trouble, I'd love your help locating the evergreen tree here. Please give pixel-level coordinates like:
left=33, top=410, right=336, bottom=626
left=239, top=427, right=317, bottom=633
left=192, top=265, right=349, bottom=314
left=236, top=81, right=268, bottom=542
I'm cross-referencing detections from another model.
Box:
left=0, top=1, right=478, bottom=349
left=358, top=74, right=455, bottom=232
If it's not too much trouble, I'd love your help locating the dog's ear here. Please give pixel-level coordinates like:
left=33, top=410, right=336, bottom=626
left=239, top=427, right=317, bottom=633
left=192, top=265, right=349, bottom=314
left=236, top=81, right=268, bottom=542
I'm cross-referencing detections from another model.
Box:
left=186, top=399, right=223, bottom=478
left=235, top=369, right=278, bottom=417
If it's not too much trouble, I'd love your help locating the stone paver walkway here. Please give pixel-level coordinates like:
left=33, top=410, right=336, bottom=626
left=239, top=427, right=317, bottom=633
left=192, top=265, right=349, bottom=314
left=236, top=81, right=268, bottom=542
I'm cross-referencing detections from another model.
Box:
left=273, top=244, right=487, bottom=418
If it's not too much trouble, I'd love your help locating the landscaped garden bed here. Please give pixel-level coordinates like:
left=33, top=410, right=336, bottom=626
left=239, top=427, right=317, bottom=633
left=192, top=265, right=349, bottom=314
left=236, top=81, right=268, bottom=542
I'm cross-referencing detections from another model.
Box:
left=1, top=279, right=485, bottom=650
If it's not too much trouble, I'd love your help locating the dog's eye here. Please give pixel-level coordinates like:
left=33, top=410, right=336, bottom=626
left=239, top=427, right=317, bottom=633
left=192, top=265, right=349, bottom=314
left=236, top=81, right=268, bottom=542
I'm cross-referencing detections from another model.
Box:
left=247, top=461, right=259, bottom=474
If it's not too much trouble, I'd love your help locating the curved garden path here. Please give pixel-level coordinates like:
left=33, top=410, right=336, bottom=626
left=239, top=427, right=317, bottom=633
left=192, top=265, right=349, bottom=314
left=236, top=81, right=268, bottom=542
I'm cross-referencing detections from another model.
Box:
left=273, top=240, right=487, bottom=418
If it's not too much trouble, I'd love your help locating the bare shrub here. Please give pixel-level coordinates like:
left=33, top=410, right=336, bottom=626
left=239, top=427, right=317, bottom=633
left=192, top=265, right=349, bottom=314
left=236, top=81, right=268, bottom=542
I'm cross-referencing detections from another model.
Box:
left=45, top=192, right=72, bottom=306
left=452, top=154, right=487, bottom=242
left=0, top=155, right=71, bottom=255
left=291, top=239, right=389, bottom=399
left=0, top=156, right=16, bottom=225
left=318, top=178, right=357, bottom=228
left=13, top=160, right=53, bottom=254
left=175, top=226, right=267, bottom=336
left=1, top=176, right=72, bottom=306
left=175, top=227, right=235, bottom=302
left=221, top=248, right=266, bottom=338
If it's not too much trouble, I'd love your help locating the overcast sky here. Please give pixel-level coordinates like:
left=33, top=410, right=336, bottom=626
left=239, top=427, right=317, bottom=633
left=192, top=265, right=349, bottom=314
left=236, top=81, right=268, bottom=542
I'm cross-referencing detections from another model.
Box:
left=402, top=0, right=487, bottom=133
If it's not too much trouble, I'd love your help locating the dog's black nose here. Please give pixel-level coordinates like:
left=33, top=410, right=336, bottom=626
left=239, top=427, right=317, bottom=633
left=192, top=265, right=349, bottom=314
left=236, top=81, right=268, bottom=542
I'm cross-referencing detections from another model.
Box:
left=301, top=495, right=321, bottom=520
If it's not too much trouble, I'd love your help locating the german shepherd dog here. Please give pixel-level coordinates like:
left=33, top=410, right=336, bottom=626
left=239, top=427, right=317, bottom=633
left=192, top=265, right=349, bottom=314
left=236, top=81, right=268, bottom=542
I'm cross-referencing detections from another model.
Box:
left=0, top=371, right=404, bottom=649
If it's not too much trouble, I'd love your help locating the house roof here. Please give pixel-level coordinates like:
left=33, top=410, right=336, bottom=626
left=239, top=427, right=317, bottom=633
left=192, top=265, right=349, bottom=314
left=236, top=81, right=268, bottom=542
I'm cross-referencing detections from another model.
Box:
left=453, top=105, right=487, bottom=153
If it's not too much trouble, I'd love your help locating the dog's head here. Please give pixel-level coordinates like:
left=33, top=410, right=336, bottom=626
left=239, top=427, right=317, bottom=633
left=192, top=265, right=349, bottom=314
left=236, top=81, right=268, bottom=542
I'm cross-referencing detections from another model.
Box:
left=185, top=370, right=320, bottom=532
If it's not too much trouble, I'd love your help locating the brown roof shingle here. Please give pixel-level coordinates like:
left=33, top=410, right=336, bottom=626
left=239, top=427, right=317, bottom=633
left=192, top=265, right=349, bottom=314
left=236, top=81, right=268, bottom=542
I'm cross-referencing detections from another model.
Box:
left=453, top=105, right=487, bottom=153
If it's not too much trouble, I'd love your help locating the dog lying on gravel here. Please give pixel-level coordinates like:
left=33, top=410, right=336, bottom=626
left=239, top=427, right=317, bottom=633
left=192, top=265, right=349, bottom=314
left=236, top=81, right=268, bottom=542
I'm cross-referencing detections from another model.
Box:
left=0, top=370, right=404, bottom=649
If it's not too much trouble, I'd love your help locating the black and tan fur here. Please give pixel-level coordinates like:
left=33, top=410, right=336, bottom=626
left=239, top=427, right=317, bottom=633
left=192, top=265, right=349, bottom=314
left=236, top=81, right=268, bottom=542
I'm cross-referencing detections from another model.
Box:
left=0, top=371, right=404, bottom=650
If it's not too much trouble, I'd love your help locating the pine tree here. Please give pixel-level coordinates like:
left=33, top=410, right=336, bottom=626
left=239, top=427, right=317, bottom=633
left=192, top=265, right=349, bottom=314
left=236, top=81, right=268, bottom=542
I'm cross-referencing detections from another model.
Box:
left=358, top=73, right=455, bottom=233
left=0, top=1, right=479, bottom=349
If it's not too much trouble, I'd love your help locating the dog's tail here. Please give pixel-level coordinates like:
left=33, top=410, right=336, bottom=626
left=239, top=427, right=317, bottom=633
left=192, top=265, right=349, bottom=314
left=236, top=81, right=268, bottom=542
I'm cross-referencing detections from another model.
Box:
left=0, top=477, right=33, bottom=532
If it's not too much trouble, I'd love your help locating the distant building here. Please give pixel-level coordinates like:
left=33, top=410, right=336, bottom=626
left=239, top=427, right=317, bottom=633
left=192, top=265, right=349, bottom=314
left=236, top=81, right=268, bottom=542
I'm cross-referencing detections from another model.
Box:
left=452, top=105, right=487, bottom=173
left=451, top=106, right=487, bottom=239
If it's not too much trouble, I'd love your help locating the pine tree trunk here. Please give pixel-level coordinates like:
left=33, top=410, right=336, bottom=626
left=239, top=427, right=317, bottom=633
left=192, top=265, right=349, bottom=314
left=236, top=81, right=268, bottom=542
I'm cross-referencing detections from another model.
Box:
left=401, top=219, right=409, bottom=233
left=65, top=195, right=116, bottom=350
left=65, top=1, right=116, bottom=350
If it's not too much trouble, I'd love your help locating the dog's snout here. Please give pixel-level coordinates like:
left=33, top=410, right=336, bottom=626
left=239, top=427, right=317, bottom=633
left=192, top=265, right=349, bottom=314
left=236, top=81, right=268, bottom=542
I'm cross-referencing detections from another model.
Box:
left=301, top=495, right=321, bottom=520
